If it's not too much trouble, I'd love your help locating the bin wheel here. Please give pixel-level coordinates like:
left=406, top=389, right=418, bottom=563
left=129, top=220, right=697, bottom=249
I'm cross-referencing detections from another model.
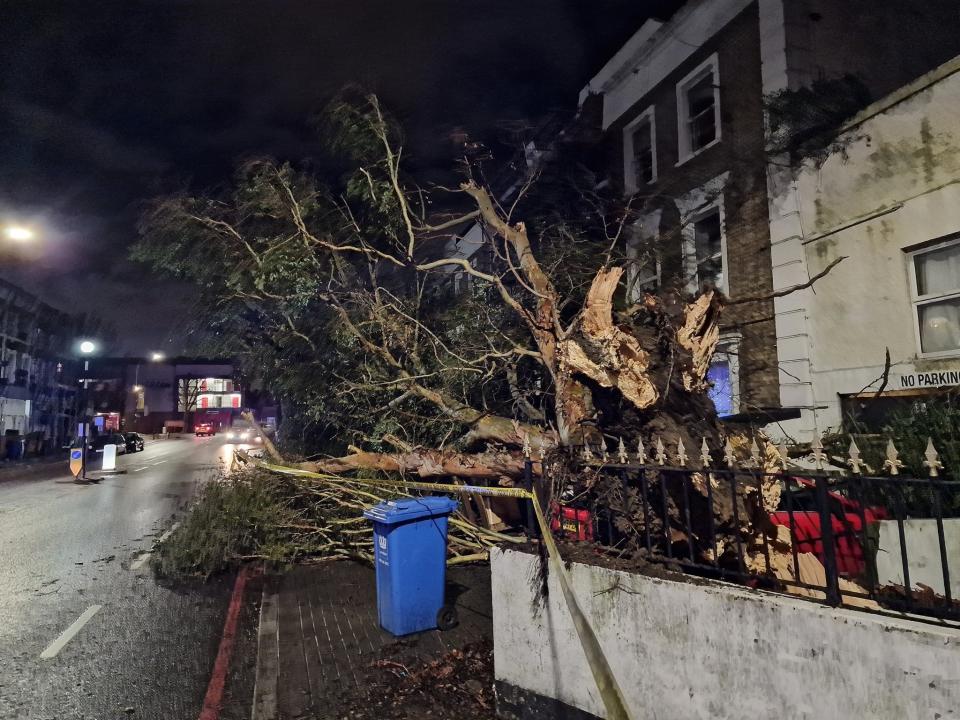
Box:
left=436, top=604, right=459, bottom=631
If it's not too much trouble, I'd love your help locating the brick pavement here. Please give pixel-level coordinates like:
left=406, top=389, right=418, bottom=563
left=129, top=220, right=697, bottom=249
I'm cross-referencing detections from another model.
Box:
left=266, top=561, right=492, bottom=719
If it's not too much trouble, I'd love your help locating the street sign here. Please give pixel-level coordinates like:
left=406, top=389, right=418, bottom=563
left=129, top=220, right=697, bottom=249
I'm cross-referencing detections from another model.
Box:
left=897, top=369, right=960, bottom=390
left=69, top=448, right=83, bottom=478
left=102, top=444, right=117, bottom=471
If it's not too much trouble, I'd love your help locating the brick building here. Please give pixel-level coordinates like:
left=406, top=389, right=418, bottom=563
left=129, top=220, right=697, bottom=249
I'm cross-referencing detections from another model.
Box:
left=0, top=278, right=80, bottom=455
left=579, top=0, right=960, bottom=425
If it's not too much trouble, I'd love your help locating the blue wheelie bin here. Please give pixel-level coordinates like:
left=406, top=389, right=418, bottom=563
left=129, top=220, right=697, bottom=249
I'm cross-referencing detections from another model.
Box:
left=363, top=496, right=459, bottom=636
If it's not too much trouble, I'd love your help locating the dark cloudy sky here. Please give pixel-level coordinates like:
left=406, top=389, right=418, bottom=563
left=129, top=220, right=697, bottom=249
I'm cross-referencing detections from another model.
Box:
left=0, top=0, right=676, bottom=355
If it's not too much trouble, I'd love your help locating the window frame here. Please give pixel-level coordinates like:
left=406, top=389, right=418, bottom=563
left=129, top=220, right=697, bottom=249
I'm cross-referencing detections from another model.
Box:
left=675, top=53, right=722, bottom=165
left=907, top=237, right=960, bottom=358
left=682, top=200, right=729, bottom=296
left=622, top=105, right=657, bottom=194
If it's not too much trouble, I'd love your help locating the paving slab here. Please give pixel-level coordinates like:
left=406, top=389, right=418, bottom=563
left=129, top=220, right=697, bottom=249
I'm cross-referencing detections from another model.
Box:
left=268, top=561, right=491, bottom=719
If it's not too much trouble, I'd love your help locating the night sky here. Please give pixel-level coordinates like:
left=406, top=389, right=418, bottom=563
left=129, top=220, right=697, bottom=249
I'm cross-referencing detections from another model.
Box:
left=0, top=1, right=676, bottom=355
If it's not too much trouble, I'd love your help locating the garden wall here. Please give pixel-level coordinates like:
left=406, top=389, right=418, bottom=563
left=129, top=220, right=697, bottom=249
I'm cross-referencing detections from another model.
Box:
left=491, top=547, right=960, bottom=719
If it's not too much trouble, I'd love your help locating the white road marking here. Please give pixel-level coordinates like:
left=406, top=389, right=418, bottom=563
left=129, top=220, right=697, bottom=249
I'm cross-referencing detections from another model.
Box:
left=130, top=522, right=180, bottom=571
left=151, top=460, right=168, bottom=466
left=133, top=466, right=149, bottom=472
left=251, top=590, right=279, bottom=720
left=40, top=605, right=102, bottom=659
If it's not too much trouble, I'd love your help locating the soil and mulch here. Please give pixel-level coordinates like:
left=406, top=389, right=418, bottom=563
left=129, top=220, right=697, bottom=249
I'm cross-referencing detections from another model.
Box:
left=340, top=640, right=495, bottom=720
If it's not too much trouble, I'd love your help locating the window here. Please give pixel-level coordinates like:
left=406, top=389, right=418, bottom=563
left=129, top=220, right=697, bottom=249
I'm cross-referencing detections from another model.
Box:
left=632, top=119, right=655, bottom=185
left=625, top=210, right=662, bottom=301
left=676, top=54, right=721, bottom=163
left=683, top=206, right=726, bottom=294
left=633, top=254, right=661, bottom=295
left=708, top=335, right=740, bottom=416
left=622, top=107, right=656, bottom=194
left=909, top=240, right=960, bottom=356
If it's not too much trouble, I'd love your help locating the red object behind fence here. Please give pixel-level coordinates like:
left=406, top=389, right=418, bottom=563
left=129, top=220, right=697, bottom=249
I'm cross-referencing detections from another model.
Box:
left=550, top=503, right=594, bottom=541
left=769, top=478, right=888, bottom=577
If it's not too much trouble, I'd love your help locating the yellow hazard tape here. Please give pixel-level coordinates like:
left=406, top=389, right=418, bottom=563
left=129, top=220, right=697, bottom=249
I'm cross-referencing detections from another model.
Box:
left=242, top=453, right=634, bottom=720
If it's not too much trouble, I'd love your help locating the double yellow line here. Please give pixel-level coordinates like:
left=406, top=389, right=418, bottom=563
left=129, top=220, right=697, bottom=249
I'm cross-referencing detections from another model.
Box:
left=244, top=454, right=634, bottom=720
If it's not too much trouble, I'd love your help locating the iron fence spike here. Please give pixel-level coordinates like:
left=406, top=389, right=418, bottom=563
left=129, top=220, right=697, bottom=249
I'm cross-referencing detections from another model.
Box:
left=923, top=437, right=943, bottom=478
left=521, top=433, right=531, bottom=459
left=723, top=437, right=735, bottom=469
left=601, top=441, right=609, bottom=464
left=700, top=438, right=712, bottom=467
left=655, top=436, right=667, bottom=465
left=676, top=438, right=688, bottom=467
left=847, top=437, right=863, bottom=474
left=883, top=438, right=903, bottom=476
left=582, top=442, right=593, bottom=463
left=617, top=437, right=628, bottom=465
left=637, top=437, right=647, bottom=464
left=811, top=433, right=826, bottom=471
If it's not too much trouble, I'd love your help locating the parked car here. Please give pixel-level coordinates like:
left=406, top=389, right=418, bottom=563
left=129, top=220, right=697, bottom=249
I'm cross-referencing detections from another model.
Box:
left=122, top=432, right=145, bottom=453
left=86, top=433, right=128, bottom=455
left=194, top=422, right=216, bottom=437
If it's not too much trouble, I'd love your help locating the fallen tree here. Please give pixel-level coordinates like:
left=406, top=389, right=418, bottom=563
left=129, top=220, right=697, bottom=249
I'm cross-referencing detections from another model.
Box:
left=136, top=91, right=841, bottom=575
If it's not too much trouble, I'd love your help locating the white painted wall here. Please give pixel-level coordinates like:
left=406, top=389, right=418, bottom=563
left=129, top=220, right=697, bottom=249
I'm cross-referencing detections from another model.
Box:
left=876, top=518, right=960, bottom=599
left=765, top=58, right=960, bottom=441
left=493, top=547, right=960, bottom=719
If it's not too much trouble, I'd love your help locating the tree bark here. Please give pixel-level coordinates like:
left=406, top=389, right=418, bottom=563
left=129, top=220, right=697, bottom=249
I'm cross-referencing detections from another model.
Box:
left=300, top=447, right=534, bottom=480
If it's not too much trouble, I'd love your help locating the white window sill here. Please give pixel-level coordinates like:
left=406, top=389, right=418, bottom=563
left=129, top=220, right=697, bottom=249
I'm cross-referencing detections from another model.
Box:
left=915, top=350, right=960, bottom=360
left=675, top=137, right=721, bottom=168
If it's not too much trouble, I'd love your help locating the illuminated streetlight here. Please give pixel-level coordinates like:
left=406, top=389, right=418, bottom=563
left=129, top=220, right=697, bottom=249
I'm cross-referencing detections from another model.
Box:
left=132, top=385, right=144, bottom=393
left=150, top=352, right=165, bottom=361
left=3, top=226, right=34, bottom=242
left=79, top=340, right=97, bottom=355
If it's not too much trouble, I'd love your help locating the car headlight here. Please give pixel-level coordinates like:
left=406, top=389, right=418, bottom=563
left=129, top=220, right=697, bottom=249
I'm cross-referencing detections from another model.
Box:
left=254, top=436, right=263, bottom=443
left=226, top=431, right=236, bottom=440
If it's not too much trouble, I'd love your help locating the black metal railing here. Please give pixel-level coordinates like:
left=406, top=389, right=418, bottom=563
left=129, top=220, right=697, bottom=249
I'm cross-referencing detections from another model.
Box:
left=524, top=457, right=960, bottom=624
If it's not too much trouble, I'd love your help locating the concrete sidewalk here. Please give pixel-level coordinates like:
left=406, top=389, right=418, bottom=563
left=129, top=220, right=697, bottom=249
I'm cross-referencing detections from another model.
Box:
left=251, top=561, right=493, bottom=719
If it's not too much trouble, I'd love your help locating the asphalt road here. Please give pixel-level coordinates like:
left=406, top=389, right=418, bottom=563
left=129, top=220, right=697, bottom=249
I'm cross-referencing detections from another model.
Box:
left=0, top=436, right=258, bottom=720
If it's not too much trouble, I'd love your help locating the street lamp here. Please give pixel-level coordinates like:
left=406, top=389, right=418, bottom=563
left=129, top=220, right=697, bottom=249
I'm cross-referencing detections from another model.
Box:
left=150, top=352, right=165, bottom=362
left=74, top=339, right=99, bottom=482
left=3, top=225, right=35, bottom=242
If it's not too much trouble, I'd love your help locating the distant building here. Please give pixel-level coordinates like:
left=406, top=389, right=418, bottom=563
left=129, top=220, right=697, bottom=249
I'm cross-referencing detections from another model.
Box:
left=0, top=278, right=80, bottom=455
left=83, top=358, right=240, bottom=434
left=579, top=0, right=960, bottom=425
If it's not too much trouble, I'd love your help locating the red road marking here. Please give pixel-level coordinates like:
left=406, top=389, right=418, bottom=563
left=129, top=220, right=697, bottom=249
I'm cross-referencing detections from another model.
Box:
left=198, top=565, right=252, bottom=720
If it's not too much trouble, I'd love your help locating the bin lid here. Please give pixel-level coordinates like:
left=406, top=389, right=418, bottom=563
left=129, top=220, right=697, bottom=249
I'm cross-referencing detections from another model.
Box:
left=363, top=496, right=459, bottom=525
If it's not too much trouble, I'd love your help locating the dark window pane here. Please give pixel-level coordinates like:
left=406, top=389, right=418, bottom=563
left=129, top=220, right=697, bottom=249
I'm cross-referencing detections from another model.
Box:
left=632, top=119, right=654, bottom=184
left=686, top=71, right=716, bottom=151
left=694, top=211, right=723, bottom=289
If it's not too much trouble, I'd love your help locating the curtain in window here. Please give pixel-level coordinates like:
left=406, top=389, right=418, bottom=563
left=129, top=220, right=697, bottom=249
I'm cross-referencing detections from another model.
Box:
left=915, top=245, right=960, bottom=296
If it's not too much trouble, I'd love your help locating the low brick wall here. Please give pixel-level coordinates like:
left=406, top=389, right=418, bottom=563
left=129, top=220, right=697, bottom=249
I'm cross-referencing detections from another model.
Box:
left=491, top=547, right=960, bottom=719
